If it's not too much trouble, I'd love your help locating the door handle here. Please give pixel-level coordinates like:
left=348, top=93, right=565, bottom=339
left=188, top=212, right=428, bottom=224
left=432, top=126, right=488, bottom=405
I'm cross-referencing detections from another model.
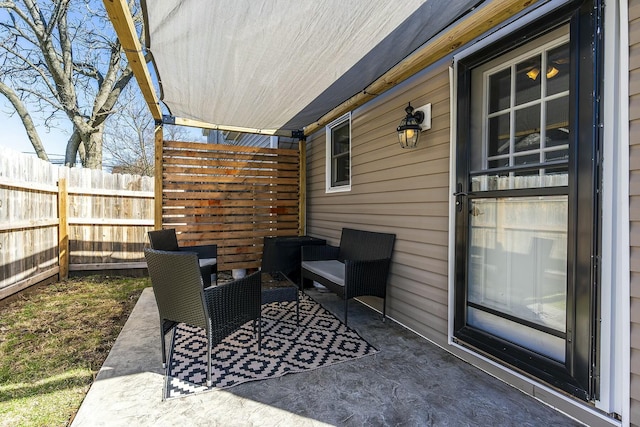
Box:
left=453, top=184, right=467, bottom=212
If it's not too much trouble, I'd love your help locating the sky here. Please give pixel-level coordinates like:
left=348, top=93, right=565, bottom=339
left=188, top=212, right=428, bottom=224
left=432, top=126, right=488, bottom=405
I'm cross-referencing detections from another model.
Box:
left=0, top=0, right=150, bottom=164
left=0, top=97, right=205, bottom=166
left=0, top=1, right=206, bottom=165
left=0, top=99, right=71, bottom=162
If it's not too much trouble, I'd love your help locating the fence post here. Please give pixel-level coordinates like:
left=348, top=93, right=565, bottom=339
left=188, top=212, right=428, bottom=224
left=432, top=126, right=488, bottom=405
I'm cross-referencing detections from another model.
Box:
left=154, top=123, right=163, bottom=230
left=58, top=177, right=69, bottom=280
left=298, top=139, right=306, bottom=236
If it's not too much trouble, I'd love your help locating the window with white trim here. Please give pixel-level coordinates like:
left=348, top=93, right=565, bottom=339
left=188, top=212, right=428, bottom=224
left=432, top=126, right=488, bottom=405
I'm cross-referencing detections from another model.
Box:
left=325, top=113, right=351, bottom=192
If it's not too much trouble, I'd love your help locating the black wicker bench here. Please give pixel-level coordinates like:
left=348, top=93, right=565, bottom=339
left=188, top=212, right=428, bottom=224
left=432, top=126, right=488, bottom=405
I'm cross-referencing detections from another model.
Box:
left=301, top=228, right=395, bottom=325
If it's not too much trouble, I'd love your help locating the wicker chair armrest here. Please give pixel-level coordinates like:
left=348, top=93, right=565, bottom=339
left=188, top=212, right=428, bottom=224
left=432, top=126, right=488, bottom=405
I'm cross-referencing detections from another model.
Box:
left=344, top=258, right=391, bottom=300
left=302, top=244, right=340, bottom=261
left=181, top=244, right=217, bottom=259
left=204, top=271, right=261, bottom=344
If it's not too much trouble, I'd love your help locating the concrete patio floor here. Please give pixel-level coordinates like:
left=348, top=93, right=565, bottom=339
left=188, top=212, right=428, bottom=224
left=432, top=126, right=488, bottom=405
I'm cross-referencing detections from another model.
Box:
left=71, top=287, right=584, bottom=427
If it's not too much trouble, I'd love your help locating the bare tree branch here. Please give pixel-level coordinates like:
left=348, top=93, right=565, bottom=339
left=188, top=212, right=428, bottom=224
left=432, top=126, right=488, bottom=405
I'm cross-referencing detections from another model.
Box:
left=0, top=0, right=144, bottom=168
left=17, top=86, right=62, bottom=110
left=0, top=80, right=48, bottom=160
left=0, top=41, right=58, bottom=97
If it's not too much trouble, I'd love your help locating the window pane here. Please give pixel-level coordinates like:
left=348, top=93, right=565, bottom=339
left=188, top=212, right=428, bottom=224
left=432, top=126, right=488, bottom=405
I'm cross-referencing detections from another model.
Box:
left=467, top=196, right=567, bottom=337
left=489, top=69, right=511, bottom=113
left=516, top=55, right=541, bottom=106
left=327, top=115, right=350, bottom=190
left=546, top=43, right=570, bottom=96
left=514, top=153, right=540, bottom=166
left=545, top=97, right=569, bottom=148
left=467, top=308, right=566, bottom=362
left=514, top=105, right=541, bottom=152
left=333, top=155, right=349, bottom=185
left=488, top=158, right=509, bottom=170
left=332, top=122, right=350, bottom=155
left=488, top=113, right=510, bottom=156
left=472, top=173, right=567, bottom=191
left=546, top=149, right=569, bottom=162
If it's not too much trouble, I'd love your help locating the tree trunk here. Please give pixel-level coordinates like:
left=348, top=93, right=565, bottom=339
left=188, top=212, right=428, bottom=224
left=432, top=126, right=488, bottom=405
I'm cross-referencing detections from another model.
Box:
left=65, top=131, right=81, bottom=166
left=81, top=126, right=104, bottom=169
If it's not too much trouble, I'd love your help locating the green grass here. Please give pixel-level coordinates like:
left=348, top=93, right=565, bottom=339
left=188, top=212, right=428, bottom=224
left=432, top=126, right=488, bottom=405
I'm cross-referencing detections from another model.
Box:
left=0, top=276, right=149, bottom=427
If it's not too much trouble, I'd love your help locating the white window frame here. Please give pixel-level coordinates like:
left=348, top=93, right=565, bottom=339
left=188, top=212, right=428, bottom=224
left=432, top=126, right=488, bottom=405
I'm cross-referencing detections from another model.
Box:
left=325, top=112, right=352, bottom=193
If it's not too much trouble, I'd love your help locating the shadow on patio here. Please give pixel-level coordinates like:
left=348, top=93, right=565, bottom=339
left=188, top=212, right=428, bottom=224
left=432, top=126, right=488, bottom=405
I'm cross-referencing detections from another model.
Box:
left=71, top=287, right=580, bottom=426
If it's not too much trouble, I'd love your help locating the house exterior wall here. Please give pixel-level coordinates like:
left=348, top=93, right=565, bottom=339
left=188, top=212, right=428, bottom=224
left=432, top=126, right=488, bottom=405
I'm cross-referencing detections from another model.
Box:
left=306, top=61, right=452, bottom=346
left=305, top=3, right=632, bottom=425
left=629, top=1, right=640, bottom=424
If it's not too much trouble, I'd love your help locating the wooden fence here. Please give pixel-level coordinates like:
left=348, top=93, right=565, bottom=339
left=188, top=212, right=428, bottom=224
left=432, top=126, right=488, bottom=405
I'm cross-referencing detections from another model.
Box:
left=0, top=148, right=154, bottom=299
left=0, top=140, right=302, bottom=299
left=160, top=140, right=301, bottom=271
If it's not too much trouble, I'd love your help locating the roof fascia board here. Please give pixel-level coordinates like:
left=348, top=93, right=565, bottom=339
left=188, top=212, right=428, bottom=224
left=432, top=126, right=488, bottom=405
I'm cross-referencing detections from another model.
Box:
left=303, top=0, right=542, bottom=136
left=103, top=0, right=162, bottom=121
left=164, top=116, right=295, bottom=137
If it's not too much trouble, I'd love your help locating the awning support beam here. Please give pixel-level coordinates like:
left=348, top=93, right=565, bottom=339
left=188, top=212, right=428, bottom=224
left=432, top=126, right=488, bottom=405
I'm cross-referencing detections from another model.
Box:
left=162, top=115, right=296, bottom=137
left=103, top=0, right=162, bottom=121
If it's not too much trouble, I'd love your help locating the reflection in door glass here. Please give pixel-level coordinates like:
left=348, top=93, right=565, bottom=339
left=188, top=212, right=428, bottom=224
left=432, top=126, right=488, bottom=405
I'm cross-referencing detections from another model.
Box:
left=467, top=196, right=567, bottom=361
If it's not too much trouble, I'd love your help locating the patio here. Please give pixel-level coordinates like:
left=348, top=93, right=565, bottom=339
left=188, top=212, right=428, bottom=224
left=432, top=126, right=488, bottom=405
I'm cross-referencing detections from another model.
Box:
left=71, top=287, right=580, bottom=426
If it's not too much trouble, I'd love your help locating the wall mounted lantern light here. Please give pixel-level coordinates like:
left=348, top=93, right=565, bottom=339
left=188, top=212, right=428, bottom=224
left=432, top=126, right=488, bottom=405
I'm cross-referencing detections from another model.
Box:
left=397, top=102, right=431, bottom=149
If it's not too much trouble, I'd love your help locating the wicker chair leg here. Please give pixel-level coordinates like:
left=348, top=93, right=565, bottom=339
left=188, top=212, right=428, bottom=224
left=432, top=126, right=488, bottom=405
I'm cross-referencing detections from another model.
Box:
left=206, top=337, right=212, bottom=388
left=160, top=324, right=167, bottom=369
left=383, top=297, right=387, bottom=322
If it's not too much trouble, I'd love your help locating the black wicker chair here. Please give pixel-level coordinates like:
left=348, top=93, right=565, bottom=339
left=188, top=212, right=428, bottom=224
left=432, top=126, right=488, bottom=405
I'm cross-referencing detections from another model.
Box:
left=148, top=228, right=218, bottom=286
left=301, top=228, right=395, bottom=325
left=144, top=248, right=262, bottom=387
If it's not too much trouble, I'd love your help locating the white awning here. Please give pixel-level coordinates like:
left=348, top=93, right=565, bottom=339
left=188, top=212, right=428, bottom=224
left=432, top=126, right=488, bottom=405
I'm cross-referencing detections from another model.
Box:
left=141, top=0, right=481, bottom=134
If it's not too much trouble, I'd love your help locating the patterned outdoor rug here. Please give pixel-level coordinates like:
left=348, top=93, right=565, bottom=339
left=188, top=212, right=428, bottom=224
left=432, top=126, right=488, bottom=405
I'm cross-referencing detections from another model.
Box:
left=164, top=292, right=378, bottom=399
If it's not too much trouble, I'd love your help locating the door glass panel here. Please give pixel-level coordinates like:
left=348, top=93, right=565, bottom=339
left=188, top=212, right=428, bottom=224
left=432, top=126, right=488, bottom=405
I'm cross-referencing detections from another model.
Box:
left=514, top=105, right=541, bottom=152
left=545, top=97, right=569, bottom=148
left=471, top=172, right=568, bottom=191
left=514, top=153, right=540, bottom=165
left=467, top=196, right=568, bottom=357
left=488, top=114, right=510, bottom=157
left=489, top=69, right=511, bottom=113
left=467, top=307, right=566, bottom=362
left=516, top=54, right=541, bottom=105
left=546, top=43, right=570, bottom=96
left=546, top=149, right=569, bottom=162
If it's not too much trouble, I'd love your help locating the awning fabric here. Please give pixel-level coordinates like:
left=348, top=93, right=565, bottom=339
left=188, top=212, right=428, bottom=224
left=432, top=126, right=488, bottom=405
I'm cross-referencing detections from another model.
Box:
left=142, top=0, right=480, bottom=133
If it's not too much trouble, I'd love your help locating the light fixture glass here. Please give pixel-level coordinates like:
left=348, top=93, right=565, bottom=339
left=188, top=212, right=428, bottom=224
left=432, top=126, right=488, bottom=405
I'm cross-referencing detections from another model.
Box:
left=546, top=65, right=559, bottom=79
left=397, top=103, right=424, bottom=149
left=527, top=65, right=560, bottom=80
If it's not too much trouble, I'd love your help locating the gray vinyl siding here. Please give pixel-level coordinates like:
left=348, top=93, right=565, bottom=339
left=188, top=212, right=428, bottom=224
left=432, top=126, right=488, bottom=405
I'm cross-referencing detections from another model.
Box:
left=306, top=61, right=452, bottom=346
left=630, top=1, right=640, bottom=424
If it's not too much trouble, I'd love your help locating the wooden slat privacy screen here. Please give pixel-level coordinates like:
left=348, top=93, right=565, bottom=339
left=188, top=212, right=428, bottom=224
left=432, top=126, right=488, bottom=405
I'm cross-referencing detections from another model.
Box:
left=162, top=140, right=300, bottom=271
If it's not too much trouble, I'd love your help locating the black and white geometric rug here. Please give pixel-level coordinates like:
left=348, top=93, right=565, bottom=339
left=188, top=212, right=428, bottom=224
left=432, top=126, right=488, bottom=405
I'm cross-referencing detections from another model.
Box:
left=164, top=292, right=378, bottom=399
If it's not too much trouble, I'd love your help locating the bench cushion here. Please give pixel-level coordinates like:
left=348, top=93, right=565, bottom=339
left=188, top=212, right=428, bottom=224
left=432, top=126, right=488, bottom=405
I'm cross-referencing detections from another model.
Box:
left=198, top=258, right=217, bottom=267
left=301, top=260, right=345, bottom=287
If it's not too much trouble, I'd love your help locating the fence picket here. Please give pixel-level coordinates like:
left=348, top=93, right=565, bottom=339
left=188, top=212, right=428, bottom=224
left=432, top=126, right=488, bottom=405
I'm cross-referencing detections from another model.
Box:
left=0, top=148, right=153, bottom=298
left=0, top=141, right=301, bottom=298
